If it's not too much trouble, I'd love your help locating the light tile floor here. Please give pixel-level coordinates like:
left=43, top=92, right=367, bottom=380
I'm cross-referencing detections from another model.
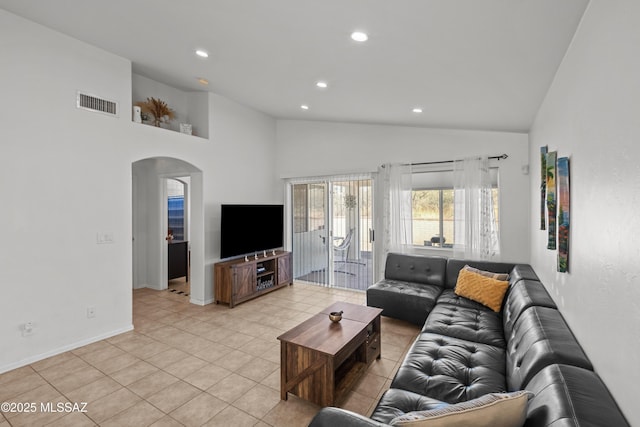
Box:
left=0, top=283, right=420, bottom=427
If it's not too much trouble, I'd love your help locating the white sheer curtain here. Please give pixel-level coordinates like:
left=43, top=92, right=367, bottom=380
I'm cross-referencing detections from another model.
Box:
left=375, top=163, right=413, bottom=280
left=453, top=157, right=500, bottom=260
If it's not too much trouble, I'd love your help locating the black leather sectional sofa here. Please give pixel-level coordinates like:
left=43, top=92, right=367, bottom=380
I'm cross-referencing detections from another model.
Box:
left=309, top=253, right=629, bottom=427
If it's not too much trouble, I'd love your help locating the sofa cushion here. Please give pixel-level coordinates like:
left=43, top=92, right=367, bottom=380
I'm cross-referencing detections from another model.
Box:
left=508, top=265, right=540, bottom=285
left=309, top=407, right=390, bottom=427
left=503, top=280, right=557, bottom=338
left=435, top=288, right=489, bottom=310
left=454, top=268, right=509, bottom=312
left=371, top=388, right=448, bottom=424
left=385, top=253, right=447, bottom=287
left=422, top=304, right=505, bottom=348
left=445, top=259, right=515, bottom=289
left=389, top=390, right=531, bottom=427
left=524, top=364, right=630, bottom=427
left=506, top=306, right=592, bottom=391
left=391, top=333, right=506, bottom=403
left=367, top=280, right=443, bottom=325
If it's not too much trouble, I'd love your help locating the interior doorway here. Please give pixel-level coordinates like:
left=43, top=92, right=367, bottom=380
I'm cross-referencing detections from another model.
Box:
left=132, top=157, right=206, bottom=305
left=290, top=176, right=374, bottom=291
left=166, top=177, right=190, bottom=297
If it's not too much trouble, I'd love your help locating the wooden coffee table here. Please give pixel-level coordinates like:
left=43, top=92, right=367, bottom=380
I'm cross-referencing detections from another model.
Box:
left=277, top=302, right=383, bottom=406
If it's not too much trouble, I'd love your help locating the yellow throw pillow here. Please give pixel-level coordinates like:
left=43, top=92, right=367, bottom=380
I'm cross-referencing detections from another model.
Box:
left=454, top=268, right=509, bottom=312
left=389, top=391, right=531, bottom=427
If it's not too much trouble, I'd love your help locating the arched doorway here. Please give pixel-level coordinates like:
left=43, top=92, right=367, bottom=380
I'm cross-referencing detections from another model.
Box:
left=131, top=157, right=206, bottom=305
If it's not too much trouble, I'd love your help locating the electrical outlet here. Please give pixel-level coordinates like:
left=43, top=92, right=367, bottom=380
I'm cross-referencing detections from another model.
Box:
left=22, top=321, right=34, bottom=337
left=87, top=307, right=96, bottom=318
left=96, top=232, right=114, bottom=244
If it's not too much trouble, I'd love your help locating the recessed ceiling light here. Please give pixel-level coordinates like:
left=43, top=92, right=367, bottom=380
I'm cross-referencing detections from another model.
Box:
left=195, top=49, right=209, bottom=58
left=316, top=81, right=328, bottom=89
left=197, top=78, right=209, bottom=86
left=412, top=108, right=423, bottom=113
left=301, top=105, right=309, bottom=110
left=351, top=31, right=368, bottom=42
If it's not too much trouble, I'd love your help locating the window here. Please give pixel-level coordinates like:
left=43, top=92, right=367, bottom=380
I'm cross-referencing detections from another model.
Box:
left=167, top=178, right=186, bottom=241
left=292, top=184, right=309, bottom=233
left=412, top=189, right=454, bottom=247
left=410, top=168, right=499, bottom=249
left=292, top=183, right=326, bottom=233
left=168, top=196, right=185, bottom=240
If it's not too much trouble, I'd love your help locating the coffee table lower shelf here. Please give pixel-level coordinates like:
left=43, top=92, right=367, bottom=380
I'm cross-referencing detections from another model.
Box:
left=334, top=357, right=368, bottom=402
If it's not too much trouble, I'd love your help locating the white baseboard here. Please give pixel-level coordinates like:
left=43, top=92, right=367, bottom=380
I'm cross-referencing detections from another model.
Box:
left=0, top=324, right=134, bottom=374
left=190, top=297, right=215, bottom=306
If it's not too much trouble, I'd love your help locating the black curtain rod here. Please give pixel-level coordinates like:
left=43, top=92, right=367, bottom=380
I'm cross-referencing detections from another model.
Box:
left=408, top=153, right=508, bottom=167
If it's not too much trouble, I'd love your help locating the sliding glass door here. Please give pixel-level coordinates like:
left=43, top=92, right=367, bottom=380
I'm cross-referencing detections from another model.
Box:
left=291, top=176, right=373, bottom=291
left=292, top=182, right=329, bottom=285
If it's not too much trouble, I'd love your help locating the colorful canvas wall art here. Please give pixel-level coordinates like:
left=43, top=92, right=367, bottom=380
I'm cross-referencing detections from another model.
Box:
left=557, top=157, right=570, bottom=272
left=540, top=146, right=548, bottom=230
left=546, top=151, right=557, bottom=250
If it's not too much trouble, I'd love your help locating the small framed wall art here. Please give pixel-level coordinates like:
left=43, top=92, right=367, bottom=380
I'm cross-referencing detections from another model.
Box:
left=557, top=157, right=570, bottom=272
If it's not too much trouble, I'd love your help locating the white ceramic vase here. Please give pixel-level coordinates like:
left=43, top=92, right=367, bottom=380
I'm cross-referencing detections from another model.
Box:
left=133, top=106, right=142, bottom=123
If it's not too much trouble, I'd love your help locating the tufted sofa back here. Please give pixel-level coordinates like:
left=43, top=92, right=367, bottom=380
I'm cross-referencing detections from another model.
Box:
left=502, top=279, right=557, bottom=337
left=506, top=264, right=540, bottom=285
left=524, top=364, right=630, bottom=427
left=384, top=253, right=447, bottom=287
left=505, top=306, right=592, bottom=391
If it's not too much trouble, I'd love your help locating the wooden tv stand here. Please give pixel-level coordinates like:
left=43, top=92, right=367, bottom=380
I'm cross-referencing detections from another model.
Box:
left=214, top=250, right=292, bottom=308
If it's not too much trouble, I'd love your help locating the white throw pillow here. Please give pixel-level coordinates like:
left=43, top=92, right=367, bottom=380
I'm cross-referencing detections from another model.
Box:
left=389, top=391, right=532, bottom=427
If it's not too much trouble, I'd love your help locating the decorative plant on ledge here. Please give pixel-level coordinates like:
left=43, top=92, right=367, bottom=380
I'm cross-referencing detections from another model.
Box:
left=135, top=97, right=176, bottom=127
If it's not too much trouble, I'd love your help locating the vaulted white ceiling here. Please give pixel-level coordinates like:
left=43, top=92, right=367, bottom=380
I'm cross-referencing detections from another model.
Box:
left=1, top=0, right=589, bottom=132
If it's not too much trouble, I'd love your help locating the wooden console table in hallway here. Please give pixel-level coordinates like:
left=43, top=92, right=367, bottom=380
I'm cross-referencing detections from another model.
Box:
left=168, top=240, right=189, bottom=281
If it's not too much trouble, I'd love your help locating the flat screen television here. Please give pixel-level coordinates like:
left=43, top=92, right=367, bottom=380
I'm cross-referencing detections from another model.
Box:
left=220, top=204, right=284, bottom=259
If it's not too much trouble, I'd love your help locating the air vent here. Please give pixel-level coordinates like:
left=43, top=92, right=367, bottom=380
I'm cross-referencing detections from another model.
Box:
left=76, top=91, right=118, bottom=117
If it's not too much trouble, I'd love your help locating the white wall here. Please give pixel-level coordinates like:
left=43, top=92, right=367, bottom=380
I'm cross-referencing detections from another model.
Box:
left=529, top=1, right=640, bottom=424
left=0, top=10, right=279, bottom=372
left=132, top=159, right=154, bottom=290
left=276, top=120, right=531, bottom=266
